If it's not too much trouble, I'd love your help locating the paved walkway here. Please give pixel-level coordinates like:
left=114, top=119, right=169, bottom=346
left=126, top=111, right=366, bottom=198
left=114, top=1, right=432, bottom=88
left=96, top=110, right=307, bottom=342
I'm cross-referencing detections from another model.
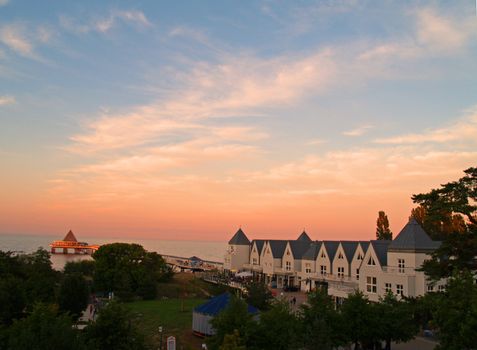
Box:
left=78, top=303, right=96, bottom=323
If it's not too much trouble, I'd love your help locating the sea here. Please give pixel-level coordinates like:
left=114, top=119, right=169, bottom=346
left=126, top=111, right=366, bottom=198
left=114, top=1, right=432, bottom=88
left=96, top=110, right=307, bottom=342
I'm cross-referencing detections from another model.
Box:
left=0, top=234, right=227, bottom=270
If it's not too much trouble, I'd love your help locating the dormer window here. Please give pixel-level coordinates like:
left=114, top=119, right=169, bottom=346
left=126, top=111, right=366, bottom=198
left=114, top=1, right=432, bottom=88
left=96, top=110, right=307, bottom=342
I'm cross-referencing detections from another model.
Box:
left=253, top=248, right=256, bottom=253
left=338, top=252, right=344, bottom=259
left=267, top=248, right=270, bottom=254
left=321, top=251, right=326, bottom=258
left=357, top=253, right=363, bottom=260
left=286, top=250, right=290, bottom=256
left=368, top=256, right=376, bottom=266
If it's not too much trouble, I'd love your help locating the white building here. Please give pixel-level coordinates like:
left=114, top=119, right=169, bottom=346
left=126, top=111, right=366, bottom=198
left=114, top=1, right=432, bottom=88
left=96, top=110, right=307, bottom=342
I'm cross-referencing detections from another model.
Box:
left=224, top=219, right=445, bottom=301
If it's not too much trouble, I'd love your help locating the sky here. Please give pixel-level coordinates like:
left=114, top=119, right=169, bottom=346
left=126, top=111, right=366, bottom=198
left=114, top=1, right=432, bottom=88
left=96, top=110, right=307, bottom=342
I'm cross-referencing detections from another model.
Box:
left=0, top=0, right=476, bottom=241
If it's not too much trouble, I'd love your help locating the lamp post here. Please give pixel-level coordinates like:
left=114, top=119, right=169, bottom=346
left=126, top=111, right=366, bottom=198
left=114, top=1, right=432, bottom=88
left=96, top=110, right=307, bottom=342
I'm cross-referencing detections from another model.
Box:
left=159, top=326, right=163, bottom=350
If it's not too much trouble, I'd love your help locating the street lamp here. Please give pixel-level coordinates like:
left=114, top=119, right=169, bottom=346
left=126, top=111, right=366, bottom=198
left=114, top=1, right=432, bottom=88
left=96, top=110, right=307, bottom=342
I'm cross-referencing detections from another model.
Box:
left=158, top=326, right=163, bottom=350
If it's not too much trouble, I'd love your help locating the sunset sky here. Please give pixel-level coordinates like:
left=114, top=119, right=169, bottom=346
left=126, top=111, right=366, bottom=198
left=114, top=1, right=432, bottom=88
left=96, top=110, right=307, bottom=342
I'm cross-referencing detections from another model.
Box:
left=1, top=1, right=476, bottom=241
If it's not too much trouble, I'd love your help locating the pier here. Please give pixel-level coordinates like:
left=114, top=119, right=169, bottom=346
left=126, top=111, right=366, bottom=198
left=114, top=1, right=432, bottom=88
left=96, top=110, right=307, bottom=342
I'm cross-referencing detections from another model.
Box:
left=162, top=254, right=223, bottom=272
left=50, top=230, right=100, bottom=255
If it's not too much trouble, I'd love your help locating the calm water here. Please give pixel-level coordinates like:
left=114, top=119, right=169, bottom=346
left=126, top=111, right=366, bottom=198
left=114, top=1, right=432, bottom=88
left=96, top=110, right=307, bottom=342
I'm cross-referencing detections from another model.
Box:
left=0, top=234, right=227, bottom=270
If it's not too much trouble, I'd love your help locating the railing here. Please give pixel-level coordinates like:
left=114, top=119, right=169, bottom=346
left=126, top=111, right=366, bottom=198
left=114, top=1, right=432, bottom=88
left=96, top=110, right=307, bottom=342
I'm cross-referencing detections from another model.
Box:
left=382, top=266, right=417, bottom=276
left=243, top=263, right=263, bottom=271
left=274, top=267, right=294, bottom=274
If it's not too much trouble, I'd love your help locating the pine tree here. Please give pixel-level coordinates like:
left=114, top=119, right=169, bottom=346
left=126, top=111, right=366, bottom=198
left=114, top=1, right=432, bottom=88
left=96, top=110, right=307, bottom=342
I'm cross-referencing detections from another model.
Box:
left=376, top=211, right=392, bottom=240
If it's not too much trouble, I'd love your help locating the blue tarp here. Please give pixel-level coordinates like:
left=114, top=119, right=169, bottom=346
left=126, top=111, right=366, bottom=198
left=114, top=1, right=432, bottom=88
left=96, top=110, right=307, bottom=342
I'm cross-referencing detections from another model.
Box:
left=194, top=293, right=259, bottom=316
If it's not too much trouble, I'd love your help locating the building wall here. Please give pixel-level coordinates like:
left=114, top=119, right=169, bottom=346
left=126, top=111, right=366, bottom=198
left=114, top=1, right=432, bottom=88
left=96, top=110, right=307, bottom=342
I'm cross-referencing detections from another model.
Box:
left=224, top=244, right=250, bottom=272
left=332, top=245, right=350, bottom=277
left=250, top=243, right=261, bottom=265
left=315, top=245, right=331, bottom=277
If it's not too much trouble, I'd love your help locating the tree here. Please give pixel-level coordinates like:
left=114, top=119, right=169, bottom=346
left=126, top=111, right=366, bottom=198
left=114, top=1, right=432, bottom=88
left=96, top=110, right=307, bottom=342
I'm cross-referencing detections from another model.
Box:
left=245, top=281, right=273, bottom=311
left=64, top=260, right=95, bottom=278
left=220, top=330, right=246, bottom=350
left=58, top=273, right=89, bottom=320
left=300, top=288, right=342, bottom=350
left=432, top=270, right=477, bottom=350
left=341, top=291, right=379, bottom=350
left=376, top=211, right=393, bottom=240
left=6, top=303, right=84, bottom=350
left=83, top=301, right=145, bottom=350
left=207, top=296, right=257, bottom=350
left=20, top=248, right=58, bottom=307
left=413, top=167, right=477, bottom=279
left=255, top=300, right=301, bottom=350
left=376, top=293, right=418, bottom=350
left=0, top=251, right=26, bottom=325
left=93, top=243, right=171, bottom=300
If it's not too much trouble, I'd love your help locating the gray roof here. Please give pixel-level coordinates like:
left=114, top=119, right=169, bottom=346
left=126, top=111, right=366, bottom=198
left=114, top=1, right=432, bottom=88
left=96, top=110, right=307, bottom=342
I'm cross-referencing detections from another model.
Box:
left=370, top=240, right=391, bottom=266
left=359, top=241, right=370, bottom=252
left=251, top=240, right=265, bottom=254
left=228, top=228, right=250, bottom=245
left=302, top=241, right=322, bottom=260
left=268, top=240, right=288, bottom=258
left=296, top=231, right=312, bottom=243
left=389, top=218, right=440, bottom=252
left=340, top=241, right=360, bottom=262
left=323, top=241, right=340, bottom=261
left=289, top=240, right=312, bottom=259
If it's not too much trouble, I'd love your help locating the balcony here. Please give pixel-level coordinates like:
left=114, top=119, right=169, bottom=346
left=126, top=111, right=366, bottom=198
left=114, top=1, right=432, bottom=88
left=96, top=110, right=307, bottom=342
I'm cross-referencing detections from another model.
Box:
left=273, top=267, right=294, bottom=275
left=382, top=266, right=417, bottom=276
left=243, top=263, right=263, bottom=272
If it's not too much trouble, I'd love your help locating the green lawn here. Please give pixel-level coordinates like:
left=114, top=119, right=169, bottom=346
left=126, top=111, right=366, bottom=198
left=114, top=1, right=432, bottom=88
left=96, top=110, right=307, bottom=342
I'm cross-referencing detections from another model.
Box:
left=126, top=298, right=206, bottom=349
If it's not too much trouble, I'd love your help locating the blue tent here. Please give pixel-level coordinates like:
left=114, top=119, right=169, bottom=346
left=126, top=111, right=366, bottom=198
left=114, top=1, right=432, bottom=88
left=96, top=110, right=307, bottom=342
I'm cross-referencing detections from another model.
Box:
left=192, top=293, right=258, bottom=336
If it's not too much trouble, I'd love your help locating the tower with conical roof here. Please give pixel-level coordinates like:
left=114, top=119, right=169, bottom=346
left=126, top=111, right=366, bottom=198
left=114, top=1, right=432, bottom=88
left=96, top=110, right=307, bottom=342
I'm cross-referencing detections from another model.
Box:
left=224, top=228, right=251, bottom=272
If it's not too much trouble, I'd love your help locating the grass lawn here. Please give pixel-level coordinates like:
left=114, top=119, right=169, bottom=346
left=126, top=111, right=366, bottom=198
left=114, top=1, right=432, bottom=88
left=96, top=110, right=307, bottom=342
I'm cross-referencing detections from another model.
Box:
left=127, top=298, right=206, bottom=350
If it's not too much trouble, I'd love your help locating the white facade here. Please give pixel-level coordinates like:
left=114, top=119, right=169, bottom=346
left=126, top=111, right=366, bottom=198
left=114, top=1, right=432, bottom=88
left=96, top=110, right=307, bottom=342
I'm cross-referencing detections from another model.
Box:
left=224, top=219, right=445, bottom=301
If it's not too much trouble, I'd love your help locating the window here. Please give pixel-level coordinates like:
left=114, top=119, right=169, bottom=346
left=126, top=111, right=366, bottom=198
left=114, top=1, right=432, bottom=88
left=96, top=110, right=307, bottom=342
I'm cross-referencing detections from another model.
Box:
left=321, top=251, right=326, bottom=258
left=356, top=268, right=360, bottom=280
left=366, top=276, right=377, bottom=293
left=427, top=284, right=434, bottom=292
left=396, top=284, right=404, bottom=296
left=385, top=283, right=392, bottom=293
left=285, top=261, right=291, bottom=271
left=357, top=253, right=363, bottom=260
left=438, top=285, right=446, bottom=292
left=252, top=258, right=257, bottom=264
left=337, top=267, right=344, bottom=278
left=267, top=248, right=270, bottom=254
left=368, top=256, right=376, bottom=266
left=320, top=265, right=327, bottom=275
left=305, top=263, right=312, bottom=274
left=338, top=252, right=344, bottom=259
left=253, top=248, right=256, bottom=253
left=398, top=259, right=405, bottom=273
left=286, top=250, right=290, bottom=256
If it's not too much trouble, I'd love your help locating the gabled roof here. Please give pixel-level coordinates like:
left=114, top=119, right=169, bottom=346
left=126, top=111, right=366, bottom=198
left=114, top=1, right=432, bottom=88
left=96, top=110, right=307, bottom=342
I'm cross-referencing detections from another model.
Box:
left=251, top=240, right=265, bottom=254
left=340, top=241, right=360, bottom=262
left=359, top=241, right=370, bottom=252
left=389, top=218, right=440, bottom=252
left=296, top=230, right=312, bottom=243
left=268, top=240, right=288, bottom=258
left=194, top=293, right=258, bottom=316
left=62, top=230, right=77, bottom=242
left=302, top=241, right=322, bottom=260
left=370, top=240, right=392, bottom=266
left=228, top=228, right=250, bottom=245
left=323, top=241, right=340, bottom=261
left=289, top=240, right=312, bottom=259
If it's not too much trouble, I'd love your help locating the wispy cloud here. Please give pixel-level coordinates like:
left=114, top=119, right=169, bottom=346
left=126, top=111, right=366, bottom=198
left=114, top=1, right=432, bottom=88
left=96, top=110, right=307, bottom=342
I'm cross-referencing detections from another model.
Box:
left=374, top=109, right=477, bottom=145
left=0, top=95, right=15, bottom=106
left=60, top=10, right=152, bottom=34
left=307, top=138, right=327, bottom=146
left=0, top=24, right=34, bottom=57
left=342, top=125, right=373, bottom=136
